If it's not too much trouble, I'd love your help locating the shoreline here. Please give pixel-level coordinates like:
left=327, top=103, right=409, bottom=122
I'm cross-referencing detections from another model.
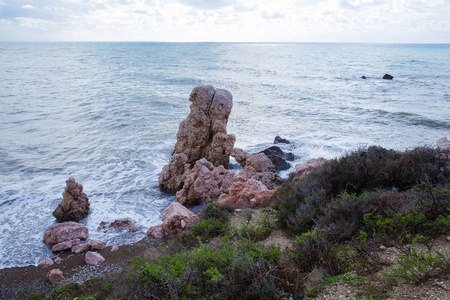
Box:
left=0, top=235, right=166, bottom=298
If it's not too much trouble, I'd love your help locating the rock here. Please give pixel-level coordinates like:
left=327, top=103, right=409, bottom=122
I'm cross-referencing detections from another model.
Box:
left=98, top=219, right=138, bottom=232
left=46, top=269, right=64, bottom=283
left=158, top=153, right=190, bottom=193
left=85, top=251, right=105, bottom=265
left=54, top=257, right=62, bottom=264
left=43, top=222, right=89, bottom=245
left=246, top=153, right=275, bottom=173
left=88, top=239, right=106, bottom=250
left=173, top=85, right=235, bottom=168
left=53, top=177, right=90, bottom=222
left=437, top=137, right=450, bottom=151
left=147, top=225, right=165, bottom=239
left=379, top=245, right=387, bottom=251
left=51, top=239, right=81, bottom=252
left=217, top=177, right=275, bottom=209
left=38, top=258, right=54, bottom=269
left=274, top=135, right=290, bottom=144
left=161, top=202, right=198, bottom=236
left=361, top=76, right=367, bottom=79
left=289, top=158, right=328, bottom=180
left=231, top=148, right=249, bottom=167
left=71, top=242, right=91, bottom=254
left=383, top=74, right=394, bottom=80
left=176, top=158, right=235, bottom=206
left=259, top=146, right=295, bottom=171
left=238, top=166, right=284, bottom=190
left=110, top=246, right=119, bottom=252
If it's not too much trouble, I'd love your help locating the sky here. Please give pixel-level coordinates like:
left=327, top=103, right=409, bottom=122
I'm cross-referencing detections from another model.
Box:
left=0, top=0, right=449, bottom=43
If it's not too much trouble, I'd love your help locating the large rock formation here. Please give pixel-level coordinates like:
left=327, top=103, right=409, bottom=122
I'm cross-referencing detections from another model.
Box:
left=53, top=177, right=90, bottom=222
left=159, top=86, right=236, bottom=193
left=176, top=158, right=235, bottom=206
left=43, top=222, right=89, bottom=245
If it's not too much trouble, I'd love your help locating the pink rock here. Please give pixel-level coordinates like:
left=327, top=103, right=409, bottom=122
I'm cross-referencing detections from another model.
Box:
left=51, top=239, right=81, bottom=252
left=238, top=166, right=283, bottom=190
left=245, top=153, right=275, bottom=173
left=110, top=246, right=119, bottom=252
left=231, top=148, right=249, bottom=167
left=46, top=269, right=64, bottom=283
left=85, top=251, right=105, bottom=265
left=437, top=137, right=450, bottom=151
left=147, top=225, right=165, bottom=239
left=38, top=258, right=54, bottom=269
left=98, top=218, right=138, bottom=232
left=289, top=158, right=327, bottom=180
left=88, top=239, right=106, bottom=250
left=158, top=153, right=190, bottom=193
left=161, top=202, right=198, bottom=235
left=218, top=177, right=275, bottom=209
left=53, top=177, right=90, bottom=222
left=54, top=257, right=63, bottom=264
left=176, top=159, right=235, bottom=206
left=71, top=242, right=91, bottom=254
left=173, top=86, right=236, bottom=168
left=43, top=222, right=89, bottom=245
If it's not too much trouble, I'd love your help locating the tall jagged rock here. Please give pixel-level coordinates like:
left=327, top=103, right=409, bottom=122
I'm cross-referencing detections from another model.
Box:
left=174, top=85, right=235, bottom=167
left=159, top=86, right=236, bottom=194
left=53, top=177, right=90, bottom=222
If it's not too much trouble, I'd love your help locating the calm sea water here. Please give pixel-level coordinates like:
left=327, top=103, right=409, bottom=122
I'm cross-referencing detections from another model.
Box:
left=0, top=42, right=449, bottom=268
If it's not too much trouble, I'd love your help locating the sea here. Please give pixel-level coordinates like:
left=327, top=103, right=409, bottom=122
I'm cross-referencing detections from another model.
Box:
left=0, top=42, right=449, bottom=269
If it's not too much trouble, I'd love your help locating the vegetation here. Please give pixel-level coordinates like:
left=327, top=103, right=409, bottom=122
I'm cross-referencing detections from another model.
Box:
left=20, top=146, right=450, bottom=299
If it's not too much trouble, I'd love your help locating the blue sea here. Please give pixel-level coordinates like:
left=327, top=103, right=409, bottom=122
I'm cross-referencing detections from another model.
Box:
left=0, top=42, right=449, bottom=268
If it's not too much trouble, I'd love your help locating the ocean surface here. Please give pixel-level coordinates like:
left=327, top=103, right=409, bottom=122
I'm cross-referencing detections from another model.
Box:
left=0, top=42, right=449, bottom=269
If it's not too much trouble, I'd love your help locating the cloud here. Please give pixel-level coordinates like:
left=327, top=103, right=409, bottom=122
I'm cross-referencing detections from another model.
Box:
left=0, top=5, right=53, bottom=20
left=176, top=0, right=234, bottom=10
left=261, top=11, right=285, bottom=19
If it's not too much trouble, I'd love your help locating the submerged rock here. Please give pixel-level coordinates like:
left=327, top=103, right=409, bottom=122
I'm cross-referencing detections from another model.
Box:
left=53, top=177, right=90, bottom=222
left=98, top=218, right=138, bottom=232
left=274, top=135, right=290, bottom=144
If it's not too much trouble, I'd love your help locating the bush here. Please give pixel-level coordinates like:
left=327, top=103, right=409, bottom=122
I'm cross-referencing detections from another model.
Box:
left=129, top=236, right=283, bottom=299
left=274, top=146, right=450, bottom=235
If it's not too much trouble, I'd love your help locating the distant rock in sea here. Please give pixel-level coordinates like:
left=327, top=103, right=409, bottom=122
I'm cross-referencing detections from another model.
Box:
left=383, top=74, right=394, bottom=80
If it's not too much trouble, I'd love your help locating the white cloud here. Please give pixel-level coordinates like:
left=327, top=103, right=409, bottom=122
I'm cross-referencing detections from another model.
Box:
left=0, top=0, right=449, bottom=42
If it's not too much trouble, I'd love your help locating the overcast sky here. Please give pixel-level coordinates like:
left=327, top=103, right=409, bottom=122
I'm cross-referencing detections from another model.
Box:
left=0, top=0, right=449, bottom=43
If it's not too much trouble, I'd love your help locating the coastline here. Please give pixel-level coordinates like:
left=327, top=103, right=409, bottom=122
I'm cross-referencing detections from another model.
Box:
left=0, top=235, right=167, bottom=299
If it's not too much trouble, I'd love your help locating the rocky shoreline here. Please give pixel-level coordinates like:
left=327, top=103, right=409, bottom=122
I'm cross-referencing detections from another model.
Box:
left=1, top=85, right=449, bottom=299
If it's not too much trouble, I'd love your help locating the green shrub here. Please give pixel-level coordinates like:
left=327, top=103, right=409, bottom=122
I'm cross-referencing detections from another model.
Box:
left=129, top=237, right=283, bottom=299
left=274, top=146, right=450, bottom=235
left=18, top=289, right=45, bottom=300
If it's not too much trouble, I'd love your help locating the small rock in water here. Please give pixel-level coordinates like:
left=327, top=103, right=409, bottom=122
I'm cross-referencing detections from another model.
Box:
left=38, top=257, right=54, bottom=269
left=46, top=269, right=64, bottom=283
left=88, top=239, right=106, bottom=250
left=85, top=251, right=105, bottom=265
left=274, top=135, right=290, bottom=144
left=383, top=74, right=394, bottom=80
left=361, top=76, right=367, bottom=79
left=53, top=177, right=90, bottom=222
left=98, top=219, right=138, bottom=232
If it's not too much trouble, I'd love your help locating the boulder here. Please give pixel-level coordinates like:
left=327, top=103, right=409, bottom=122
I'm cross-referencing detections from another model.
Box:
left=437, top=137, right=450, bottom=151
left=161, top=202, right=198, bottom=235
left=98, top=218, right=138, bottom=232
left=176, top=158, right=235, bottom=206
left=111, top=246, right=119, bottom=252
left=158, top=153, right=190, bottom=193
left=54, top=257, right=63, bottom=264
left=38, top=258, right=54, bottom=269
left=173, top=85, right=236, bottom=168
left=46, top=269, right=64, bottom=283
left=245, top=153, right=275, bottom=173
left=72, top=242, right=90, bottom=254
left=231, top=148, right=249, bottom=167
left=259, top=146, right=295, bottom=171
left=88, top=239, right=106, bottom=250
left=383, top=74, right=394, bottom=80
left=217, top=177, right=275, bottom=209
left=274, top=135, right=290, bottom=144
left=85, top=251, right=105, bottom=265
left=43, top=222, right=89, bottom=245
left=289, top=158, right=328, bottom=180
left=51, top=239, right=80, bottom=252
left=238, top=166, right=284, bottom=190
left=53, top=177, right=90, bottom=222
left=147, top=225, right=165, bottom=239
